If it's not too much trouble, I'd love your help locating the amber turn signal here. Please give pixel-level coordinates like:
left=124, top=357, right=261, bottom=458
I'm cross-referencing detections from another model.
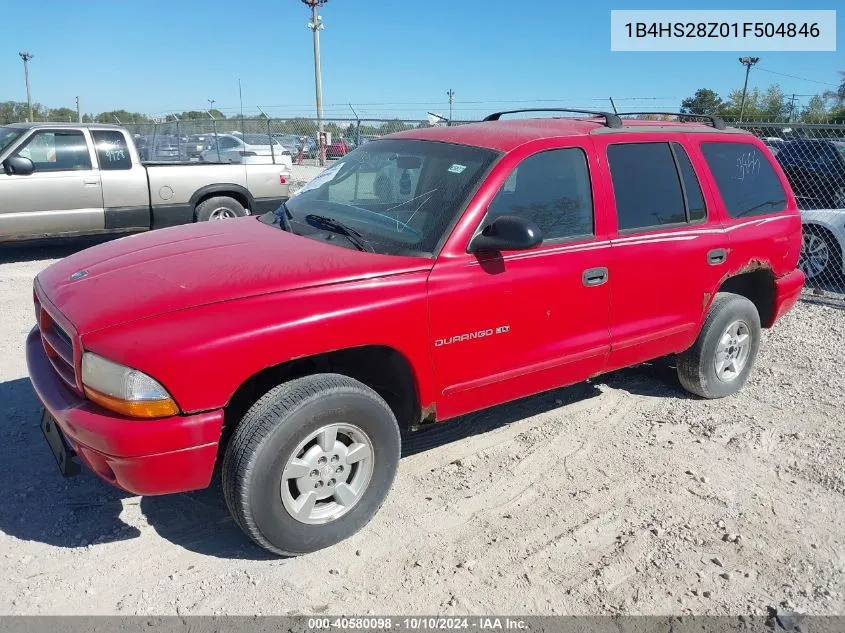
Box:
left=84, top=386, right=180, bottom=419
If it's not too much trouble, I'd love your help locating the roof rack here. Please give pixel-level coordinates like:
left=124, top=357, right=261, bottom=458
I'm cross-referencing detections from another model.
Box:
left=482, top=108, right=623, bottom=129
left=617, top=112, right=727, bottom=130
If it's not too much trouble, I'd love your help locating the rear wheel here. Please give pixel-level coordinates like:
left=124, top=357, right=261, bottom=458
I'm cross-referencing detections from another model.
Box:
left=799, top=226, right=842, bottom=282
left=195, top=195, right=246, bottom=222
left=677, top=293, right=761, bottom=399
left=222, top=374, right=401, bottom=556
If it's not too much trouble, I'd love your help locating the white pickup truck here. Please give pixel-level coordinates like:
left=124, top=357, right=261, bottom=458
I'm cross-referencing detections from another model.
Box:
left=0, top=122, right=291, bottom=242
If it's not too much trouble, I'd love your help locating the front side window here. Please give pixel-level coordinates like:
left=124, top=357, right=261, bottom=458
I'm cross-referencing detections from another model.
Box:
left=15, top=130, right=92, bottom=172
left=487, top=148, right=594, bottom=241
left=92, top=130, right=132, bottom=170
left=607, top=142, right=686, bottom=231
left=701, top=142, right=787, bottom=218
left=284, top=138, right=499, bottom=256
left=0, top=127, right=24, bottom=153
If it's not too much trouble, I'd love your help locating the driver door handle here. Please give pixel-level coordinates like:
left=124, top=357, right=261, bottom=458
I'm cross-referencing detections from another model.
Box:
left=582, top=267, right=608, bottom=287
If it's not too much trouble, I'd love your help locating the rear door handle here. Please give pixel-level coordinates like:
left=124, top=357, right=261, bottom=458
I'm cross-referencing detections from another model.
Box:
left=582, top=266, right=608, bottom=287
left=83, top=177, right=100, bottom=186
left=707, top=248, right=727, bottom=265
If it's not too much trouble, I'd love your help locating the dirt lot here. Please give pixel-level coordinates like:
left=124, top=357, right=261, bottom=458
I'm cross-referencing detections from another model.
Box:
left=0, top=237, right=843, bottom=616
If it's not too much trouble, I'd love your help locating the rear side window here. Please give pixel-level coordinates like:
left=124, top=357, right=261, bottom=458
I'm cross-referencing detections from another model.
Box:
left=92, top=131, right=132, bottom=170
left=607, top=143, right=686, bottom=231
left=487, top=148, right=594, bottom=241
left=701, top=142, right=787, bottom=218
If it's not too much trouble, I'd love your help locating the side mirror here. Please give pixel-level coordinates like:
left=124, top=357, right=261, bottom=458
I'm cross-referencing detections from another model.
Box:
left=3, top=156, right=34, bottom=176
left=468, top=215, right=543, bottom=253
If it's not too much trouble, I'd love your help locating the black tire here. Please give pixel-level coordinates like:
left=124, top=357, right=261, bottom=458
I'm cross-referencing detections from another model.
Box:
left=677, top=292, right=761, bottom=399
left=195, top=196, right=246, bottom=222
left=222, top=374, right=401, bottom=556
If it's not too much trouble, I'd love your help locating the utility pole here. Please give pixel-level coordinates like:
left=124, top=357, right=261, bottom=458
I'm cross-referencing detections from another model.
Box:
left=446, top=89, right=455, bottom=125
left=19, top=51, right=34, bottom=122
left=76, top=96, right=82, bottom=123
left=207, top=98, right=215, bottom=115
left=303, top=0, right=328, bottom=165
left=238, top=79, right=244, bottom=119
left=738, top=56, right=760, bottom=123
left=787, top=93, right=798, bottom=123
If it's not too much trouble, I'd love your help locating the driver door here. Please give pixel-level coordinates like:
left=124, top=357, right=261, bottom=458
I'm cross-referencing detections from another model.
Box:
left=427, top=142, right=612, bottom=420
left=0, top=128, right=104, bottom=239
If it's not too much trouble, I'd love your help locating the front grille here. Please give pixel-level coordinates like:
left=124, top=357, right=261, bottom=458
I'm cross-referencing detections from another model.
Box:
left=38, top=303, right=79, bottom=393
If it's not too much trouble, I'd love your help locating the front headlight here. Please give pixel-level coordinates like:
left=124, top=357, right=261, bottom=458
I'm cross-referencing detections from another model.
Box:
left=81, top=352, right=179, bottom=418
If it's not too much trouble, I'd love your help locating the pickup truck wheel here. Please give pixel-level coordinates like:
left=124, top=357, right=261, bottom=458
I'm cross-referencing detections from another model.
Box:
left=195, top=196, right=246, bottom=222
left=221, top=374, right=401, bottom=556
left=676, top=292, right=761, bottom=399
left=799, top=227, right=842, bottom=281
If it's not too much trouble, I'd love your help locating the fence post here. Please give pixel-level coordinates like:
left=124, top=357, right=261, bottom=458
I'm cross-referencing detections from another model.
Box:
left=213, top=119, right=221, bottom=162
left=176, top=120, right=181, bottom=160
left=268, top=118, right=275, bottom=164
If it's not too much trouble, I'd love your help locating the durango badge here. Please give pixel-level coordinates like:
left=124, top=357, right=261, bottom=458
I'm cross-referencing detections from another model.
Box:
left=435, top=325, right=510, bottom=347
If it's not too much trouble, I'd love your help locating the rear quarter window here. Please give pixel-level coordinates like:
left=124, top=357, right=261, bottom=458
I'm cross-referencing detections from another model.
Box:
left=701, top=142, right=787, bottom=218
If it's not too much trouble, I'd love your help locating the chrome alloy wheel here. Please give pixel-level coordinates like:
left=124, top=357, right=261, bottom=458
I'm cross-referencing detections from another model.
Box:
left=280, top=423, right=374, bottom=525
left=714, top=320, right=751, bottom=382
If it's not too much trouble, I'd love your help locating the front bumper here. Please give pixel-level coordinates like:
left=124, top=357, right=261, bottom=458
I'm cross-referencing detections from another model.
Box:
left=26, top=327, right=223, bottom=496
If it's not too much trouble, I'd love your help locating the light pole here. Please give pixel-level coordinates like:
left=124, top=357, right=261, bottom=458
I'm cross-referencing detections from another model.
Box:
left=446, top=89, right=455, bottom=125
left=303, top=0, right=328, bottom=165
left=19, top=51, right=34, bottom=122
left=738, top=56, right=760, bottom=123
left=207, top=98, right=215, bottom=114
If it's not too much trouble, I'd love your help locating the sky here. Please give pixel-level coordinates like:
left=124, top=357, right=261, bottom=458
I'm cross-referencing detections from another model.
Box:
left=1, top=0, right=842, bottom=121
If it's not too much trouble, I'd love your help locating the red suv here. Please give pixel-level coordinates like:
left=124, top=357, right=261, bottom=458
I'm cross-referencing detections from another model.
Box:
left=28, top=109, right=805, bottom=555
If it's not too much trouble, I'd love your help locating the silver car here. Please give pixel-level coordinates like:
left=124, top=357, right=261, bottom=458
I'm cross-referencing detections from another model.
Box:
left=201, top=134, right=292, bottom=167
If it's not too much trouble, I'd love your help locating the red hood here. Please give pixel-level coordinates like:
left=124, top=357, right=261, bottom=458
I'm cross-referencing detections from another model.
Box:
left=36, top=217, right=432, bottom=334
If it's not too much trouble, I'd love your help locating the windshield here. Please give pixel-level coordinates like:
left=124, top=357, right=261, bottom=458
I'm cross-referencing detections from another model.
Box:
left=283, top=138, right=499, bottom=257
left=0, top=127, right=24, bottom=153
left=835, top=141, right=845, bottom=160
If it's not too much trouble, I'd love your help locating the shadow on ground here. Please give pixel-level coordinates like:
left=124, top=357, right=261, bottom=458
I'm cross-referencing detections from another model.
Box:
left=0, top=235, right=125, bottom=264
left=0, top=354, right=680, bottom=559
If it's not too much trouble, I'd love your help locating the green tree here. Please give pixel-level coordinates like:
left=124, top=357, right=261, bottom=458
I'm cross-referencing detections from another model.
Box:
left=800, top=96, right=830, bottom=123
left=680, top=88, right=723, bottom=114
left=46, top=107, right=78, bottom=122
left=759, top=85, right=790, bottom=121
left=95, top=110, right=151, bottom=124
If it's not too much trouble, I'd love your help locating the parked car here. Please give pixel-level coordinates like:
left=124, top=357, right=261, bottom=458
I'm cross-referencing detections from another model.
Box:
left=136, top=135, right=184, bottom=162
left=184, top=134, right=213, bottom=160
left=27, top=110, right=804, bottom=556
left=272, top=133, right=317, bottom=159
left=201, top=133, right=292, bottom=167
left=797, top=202, right=845, bottom=284
left=762, top=137, right=786, bottom=155
left=775, top=139, right=845, bottom=209
left=0, top=122, right=291, bottom=241
left=325, top=135, right=352, bottom=159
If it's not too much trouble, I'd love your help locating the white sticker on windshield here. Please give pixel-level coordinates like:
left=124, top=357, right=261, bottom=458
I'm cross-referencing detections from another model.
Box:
left=292, top=161, right=343, bottom=196
left=447, top=164, right=467, bottom=174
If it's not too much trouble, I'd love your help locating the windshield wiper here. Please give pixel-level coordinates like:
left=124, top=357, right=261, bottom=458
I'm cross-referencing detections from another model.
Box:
left=304, top=214, right=372, bottom=252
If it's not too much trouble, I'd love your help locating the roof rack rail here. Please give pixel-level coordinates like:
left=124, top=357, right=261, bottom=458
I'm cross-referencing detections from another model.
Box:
left=482, top=108, right=623, bottom=129
left=617, top=112, right=727, bottom=130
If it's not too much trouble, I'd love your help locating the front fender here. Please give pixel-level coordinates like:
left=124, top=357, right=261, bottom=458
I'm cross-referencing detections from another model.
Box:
left=81, top=271, right=435, bottom=414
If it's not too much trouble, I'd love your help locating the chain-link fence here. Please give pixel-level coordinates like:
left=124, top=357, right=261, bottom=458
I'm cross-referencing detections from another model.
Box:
left=120, top=116, right=844, bottom=301
left=736, top=122, right=845, bottom=299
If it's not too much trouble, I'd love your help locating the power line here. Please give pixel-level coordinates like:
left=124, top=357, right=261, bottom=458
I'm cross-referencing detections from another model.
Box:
left=756, top=67, right=838, bottom=87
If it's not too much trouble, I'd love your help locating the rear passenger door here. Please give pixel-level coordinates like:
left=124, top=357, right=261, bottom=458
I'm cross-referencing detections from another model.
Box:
left=91, top=129, right=151, bottom=232
left=593, top=137, right=729, bottom=371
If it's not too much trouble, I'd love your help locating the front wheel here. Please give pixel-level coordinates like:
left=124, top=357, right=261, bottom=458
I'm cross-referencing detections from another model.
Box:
left=222, top=374, right=401, bottom=556
left=677, top=293, right=761, bottom=399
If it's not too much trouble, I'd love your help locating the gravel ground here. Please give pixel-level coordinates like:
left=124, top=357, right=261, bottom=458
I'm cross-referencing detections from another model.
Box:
left=0, top=238, right=843, bottom=616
